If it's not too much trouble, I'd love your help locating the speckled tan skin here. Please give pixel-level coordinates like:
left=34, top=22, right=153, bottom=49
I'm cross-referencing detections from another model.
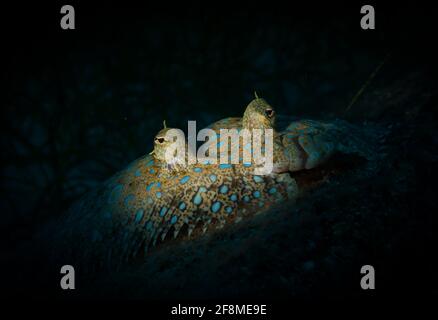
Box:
left=58, top=96, right=373, bottom=268
left=207, top=97, right=339, bottom=172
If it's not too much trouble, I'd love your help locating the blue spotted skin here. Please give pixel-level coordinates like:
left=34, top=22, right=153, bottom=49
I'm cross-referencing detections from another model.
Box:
left=205, top=99, right=306, bottom=173
left=208, top=100, right=376, bottom=172
left=56, top=99, right=376, bottom=268
left=58, top=147, right=298, bottom=266
left=180, top=176, right=190, bottom=184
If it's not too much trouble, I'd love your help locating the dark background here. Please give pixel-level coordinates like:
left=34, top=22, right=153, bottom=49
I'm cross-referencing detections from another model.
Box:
left=1, top=1, right=437, bottom=304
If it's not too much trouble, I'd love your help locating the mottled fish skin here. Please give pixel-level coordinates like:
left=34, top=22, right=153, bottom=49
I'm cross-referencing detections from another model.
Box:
left=278, top=119, right=380, bottom=171
left=207, top=98, right=378, bottom=173
left=53, top=139, right=298, bottom=269
left=98, top=98, right=296, bottom=260
left=205, top=98, right=290, bottom=173
left=207, top=117, right=242, bottom=131
left=49, top=98, right=377, bottom=270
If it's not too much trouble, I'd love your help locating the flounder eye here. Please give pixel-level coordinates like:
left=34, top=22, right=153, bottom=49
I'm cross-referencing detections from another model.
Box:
left=265, top=108, right=274, bottom=118
left=155, top=137, right=165, bottom=144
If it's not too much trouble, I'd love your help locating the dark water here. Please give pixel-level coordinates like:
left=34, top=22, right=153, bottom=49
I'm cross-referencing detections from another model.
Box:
left=1, top=2, right=437, bottom=304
